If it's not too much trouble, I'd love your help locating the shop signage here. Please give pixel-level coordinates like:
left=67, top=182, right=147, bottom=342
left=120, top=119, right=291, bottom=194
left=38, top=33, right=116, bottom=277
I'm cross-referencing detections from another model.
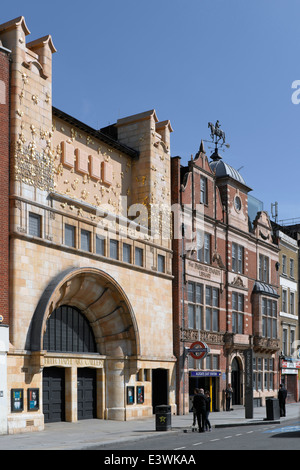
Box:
left=282, top=360, right=300, bottom=369
left=190, top=371, right=221, bottom=377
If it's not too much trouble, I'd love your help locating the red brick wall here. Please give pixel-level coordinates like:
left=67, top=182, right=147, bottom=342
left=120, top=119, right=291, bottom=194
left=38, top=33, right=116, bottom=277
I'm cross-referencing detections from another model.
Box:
left=0, top=50, right=10, bottom=325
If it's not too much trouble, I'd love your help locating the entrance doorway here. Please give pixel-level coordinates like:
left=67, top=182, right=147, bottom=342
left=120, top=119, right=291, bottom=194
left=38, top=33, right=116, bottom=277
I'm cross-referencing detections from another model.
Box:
left=189, top=376, right=219, bottom=411
left=231, top=357, right=241, bottom=405
left=152, top=369, right=168, bottom=413
left=77, top=368, right=97, bottom=420
left=43, top=367, right=65, bottom=423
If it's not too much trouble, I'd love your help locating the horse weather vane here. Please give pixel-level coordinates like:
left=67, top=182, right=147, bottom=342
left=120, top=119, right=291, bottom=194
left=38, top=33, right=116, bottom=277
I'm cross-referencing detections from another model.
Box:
left=207, top=120, right=230, bottom=161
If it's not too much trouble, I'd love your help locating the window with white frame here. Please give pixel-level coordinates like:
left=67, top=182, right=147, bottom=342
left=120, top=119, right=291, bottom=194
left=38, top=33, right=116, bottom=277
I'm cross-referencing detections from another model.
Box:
left=187, top=281, right=203, bottom=330
left=200, top=176, right=207, bottom=204
left=259, top=254, right=269, bottom=283
left=205, top=286, right=219, bottom=332
left=290, top=258, right=294, bottom=278
left=232, top=243, right=244, bottom=274
left=232, top=292, right=244, bottom=334
left=282, top=254, right=287, bottom=274
left=290, top=291, right=295, bottom=315
left=197, top=232, right=211, bottom=264
left=282, top=289, right=287, bottom=313
left=262, top=298, right=277, bottom=338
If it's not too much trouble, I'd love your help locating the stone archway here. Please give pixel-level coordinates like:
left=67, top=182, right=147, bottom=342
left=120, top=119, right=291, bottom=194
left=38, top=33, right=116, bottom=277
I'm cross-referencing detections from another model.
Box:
left=230, top=354, right=244, bottom=406
left=30, top=267, right=141, bottom=421
left=30, top=266, right=140, bottom=358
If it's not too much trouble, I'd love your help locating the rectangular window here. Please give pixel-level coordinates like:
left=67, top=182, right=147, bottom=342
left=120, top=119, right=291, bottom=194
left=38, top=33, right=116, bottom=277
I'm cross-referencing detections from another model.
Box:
left=135, top=247, right=143, bottom=267
left=123, top=243, right=131, bottom=263
left=197, top=232, right=211, bottom=264
left=29, top=212, right=41, bottom=237
left=290, top=292, right=295, bottom=315
left=282, top=254, right=287, bottom=274
left=259, top=255, right=269, bottom=282
left=205, top=286, right=219, bottom=332
left=232, top=292, right=244, bottom=334
left=187, top=282, right=203, bottom=330
left=65, top=224, right=75, bottom=247
left=283, top=329, right=288, bottom=355
left=262, top=298, right=277, bottom=339
left=200, top=176, right=207, bottom=204
left=158, top=254, right=165, bottom=273
left=96, top=235, right=105, bottom=256
left=81, top=229, right=91, bottom=252
left=290, top=258, right=294, bottom=278
left=232, top=243, right=244, bottom=273
left=109, top=239, right=119, bottom=260
left=204, top=233, right=210, bottom=264
left=282, top=290, right=287, bottom=313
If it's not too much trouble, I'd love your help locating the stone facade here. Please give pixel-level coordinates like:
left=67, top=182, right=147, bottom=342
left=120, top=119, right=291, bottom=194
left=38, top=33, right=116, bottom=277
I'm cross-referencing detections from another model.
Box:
left=0, top=16, right=176, bottom=434
left=171, top=144, right=281, bottom=414
left=0, top=41, right=10, bottom=435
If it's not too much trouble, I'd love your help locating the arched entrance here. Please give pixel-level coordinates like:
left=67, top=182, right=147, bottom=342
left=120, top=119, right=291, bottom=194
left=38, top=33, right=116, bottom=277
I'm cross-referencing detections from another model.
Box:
left=231, top=357, right=242, bottom=405
left=30, top=267, right=140, bottom=422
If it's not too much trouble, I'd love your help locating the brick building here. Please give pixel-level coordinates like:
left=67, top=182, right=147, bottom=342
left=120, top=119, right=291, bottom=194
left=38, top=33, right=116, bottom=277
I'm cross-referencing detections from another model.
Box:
left=171, top=139, right=281, bottom=414
left=0, top=40, right=10, bottom=434
left=0, top=16, right=176, bottom=434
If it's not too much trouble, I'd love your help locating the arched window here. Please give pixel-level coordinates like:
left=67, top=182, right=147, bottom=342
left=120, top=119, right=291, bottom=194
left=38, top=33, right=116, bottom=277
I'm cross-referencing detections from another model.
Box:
left=43, top=305, right=97, bottom=353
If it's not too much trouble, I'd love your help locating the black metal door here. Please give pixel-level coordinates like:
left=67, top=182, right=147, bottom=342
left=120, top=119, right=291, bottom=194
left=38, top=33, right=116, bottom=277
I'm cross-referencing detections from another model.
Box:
left=77, top=368, right=96, bottom=420
left=43, top=367, right=65, bottom=423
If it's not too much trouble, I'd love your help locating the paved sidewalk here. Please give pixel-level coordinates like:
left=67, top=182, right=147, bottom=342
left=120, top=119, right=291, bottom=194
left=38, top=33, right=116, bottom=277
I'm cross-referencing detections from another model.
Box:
left=0, top=403, right=298, bottom=450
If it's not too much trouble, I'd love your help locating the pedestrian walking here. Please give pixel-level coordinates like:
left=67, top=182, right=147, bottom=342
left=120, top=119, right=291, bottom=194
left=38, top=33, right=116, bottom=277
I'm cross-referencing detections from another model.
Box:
left=278, top=383, right=287, bottom=417
left=225, top=384, right=233, bottom=411
left=193, top=388, right=207, bottom=432
left=204, top=390, right=212, bottom=431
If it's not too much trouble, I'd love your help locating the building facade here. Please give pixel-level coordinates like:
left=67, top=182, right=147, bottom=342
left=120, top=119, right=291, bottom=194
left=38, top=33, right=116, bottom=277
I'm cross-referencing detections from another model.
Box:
left=275, top=229, right=299, bottom=401
left=171, top=139, right=281, bottom=415
left=0, top=16, right=176, bottom=434
left=0, top=38, right=10, bottom=435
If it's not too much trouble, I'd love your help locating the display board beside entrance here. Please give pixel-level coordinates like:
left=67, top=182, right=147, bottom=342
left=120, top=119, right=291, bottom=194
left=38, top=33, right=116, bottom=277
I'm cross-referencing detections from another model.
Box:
left=188, top=341, right=210, bottom=360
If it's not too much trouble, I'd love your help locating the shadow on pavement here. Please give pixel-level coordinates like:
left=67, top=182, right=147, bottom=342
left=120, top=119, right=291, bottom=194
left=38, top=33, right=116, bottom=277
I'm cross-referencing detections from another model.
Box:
left=271, top=431, right=300, bottom=438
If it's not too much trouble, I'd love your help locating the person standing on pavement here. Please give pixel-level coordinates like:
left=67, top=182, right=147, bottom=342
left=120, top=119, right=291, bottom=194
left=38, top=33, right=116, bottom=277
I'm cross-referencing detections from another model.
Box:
left=225, top=383, right=233, bottom=411
left=204, top=390, right=212, bottom=431
left=193, top=388, right=207, bottom=432
left=278, top=383, right=287, bottom=417
left=192, top=388, right=198, bottom=427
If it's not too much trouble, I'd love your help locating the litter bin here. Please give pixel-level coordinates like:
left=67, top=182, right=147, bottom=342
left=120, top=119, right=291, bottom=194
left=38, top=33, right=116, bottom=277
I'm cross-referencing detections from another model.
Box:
left=266, top=398, right=280, bottom=420
left=155, top=405, right=171, bottom=431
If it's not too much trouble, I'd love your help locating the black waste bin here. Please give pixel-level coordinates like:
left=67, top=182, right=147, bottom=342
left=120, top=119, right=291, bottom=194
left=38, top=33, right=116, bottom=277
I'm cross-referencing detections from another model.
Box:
left=266, top=398, right=280, bottom=420
left=155, top=405, right=171, bottom=431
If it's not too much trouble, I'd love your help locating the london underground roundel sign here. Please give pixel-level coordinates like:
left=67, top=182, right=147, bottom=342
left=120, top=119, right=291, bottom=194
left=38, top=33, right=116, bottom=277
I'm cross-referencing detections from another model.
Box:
left=189, top=341, right=210, bottom=360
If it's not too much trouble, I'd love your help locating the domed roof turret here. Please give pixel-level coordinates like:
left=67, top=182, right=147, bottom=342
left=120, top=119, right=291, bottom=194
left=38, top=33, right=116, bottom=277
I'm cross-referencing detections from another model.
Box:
left=209, top=158, right=246, bottom=186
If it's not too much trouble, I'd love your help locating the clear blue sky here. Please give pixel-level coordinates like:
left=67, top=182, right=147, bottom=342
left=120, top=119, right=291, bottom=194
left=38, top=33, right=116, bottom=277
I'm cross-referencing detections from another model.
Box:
left=2, top=1, right=300, bottom=223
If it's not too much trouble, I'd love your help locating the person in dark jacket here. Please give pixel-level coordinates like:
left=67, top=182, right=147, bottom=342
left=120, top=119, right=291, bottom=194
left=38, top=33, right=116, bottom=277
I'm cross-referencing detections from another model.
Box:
left=193, top=388, right=207, bottom=432
left=204, top=390, right=212, bottom=431
left=278, top=384, right=287, bottom=417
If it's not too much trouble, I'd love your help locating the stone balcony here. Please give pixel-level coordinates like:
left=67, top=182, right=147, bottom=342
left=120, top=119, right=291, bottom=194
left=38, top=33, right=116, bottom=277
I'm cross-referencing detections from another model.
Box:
left=253, top=335, right=280, bottom=354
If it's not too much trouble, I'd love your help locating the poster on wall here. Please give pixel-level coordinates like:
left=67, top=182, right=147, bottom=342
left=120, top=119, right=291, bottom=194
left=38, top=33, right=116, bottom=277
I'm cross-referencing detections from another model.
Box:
left=136, top=386, right=144, bottom=404
left=28, top=388, right=39, bottom=411
left=11, top=389, right=24, bottom=412
left=127, top=386, right=135, bottom=405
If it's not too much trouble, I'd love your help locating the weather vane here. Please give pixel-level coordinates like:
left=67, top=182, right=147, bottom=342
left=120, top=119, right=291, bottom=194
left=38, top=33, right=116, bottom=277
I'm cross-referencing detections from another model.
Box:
left=206, top=120, right=230, bottom=161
